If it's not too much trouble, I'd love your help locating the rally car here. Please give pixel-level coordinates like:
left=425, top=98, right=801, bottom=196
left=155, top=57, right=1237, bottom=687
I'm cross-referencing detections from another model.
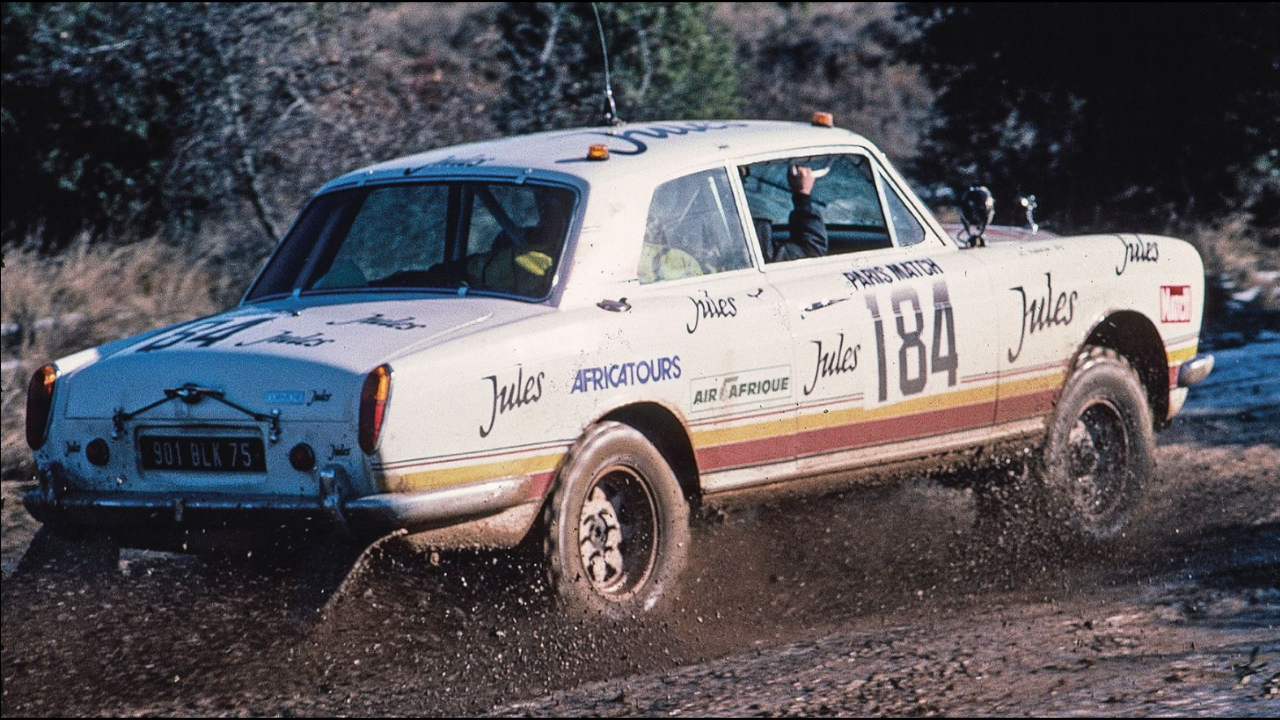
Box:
left=25, top=117, right=1213, bottom=617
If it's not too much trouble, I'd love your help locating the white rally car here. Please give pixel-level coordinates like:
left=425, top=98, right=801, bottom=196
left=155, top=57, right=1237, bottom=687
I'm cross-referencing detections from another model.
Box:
left=25, top=118, right=1213, bottom=616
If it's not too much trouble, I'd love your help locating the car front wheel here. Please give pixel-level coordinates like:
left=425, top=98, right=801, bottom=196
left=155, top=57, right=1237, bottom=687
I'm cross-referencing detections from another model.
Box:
left=543, top=421, right=689, bottom=619
left=977, top=346, right=1154, bottom=547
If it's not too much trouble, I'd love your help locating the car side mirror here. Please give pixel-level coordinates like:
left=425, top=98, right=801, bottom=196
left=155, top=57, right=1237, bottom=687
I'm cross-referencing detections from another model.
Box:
left=959, top=186, right=995, bottom=247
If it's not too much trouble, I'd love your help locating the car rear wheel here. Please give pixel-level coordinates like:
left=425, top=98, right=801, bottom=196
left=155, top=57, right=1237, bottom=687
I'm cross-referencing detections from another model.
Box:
left=543, top=421, right=689, bottom=619
left=978, top=346, right=1154, bottom=547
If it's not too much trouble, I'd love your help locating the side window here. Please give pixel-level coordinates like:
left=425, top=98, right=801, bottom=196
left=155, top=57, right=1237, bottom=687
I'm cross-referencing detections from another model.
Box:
left=880, top=175, right=928, bottom=247
left=740, top=154, right=892, bottom=261
left=639, top=168, right=753, bottom=284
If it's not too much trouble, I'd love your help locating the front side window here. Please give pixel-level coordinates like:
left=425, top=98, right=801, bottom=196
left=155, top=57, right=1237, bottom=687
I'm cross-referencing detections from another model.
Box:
left=638, top=168, right=753, bottom=284
left=247, top=182, right=575, bottom=301
left=741, top=154, right=892, bottom=259
left=881, top=174, right=928, bottom=247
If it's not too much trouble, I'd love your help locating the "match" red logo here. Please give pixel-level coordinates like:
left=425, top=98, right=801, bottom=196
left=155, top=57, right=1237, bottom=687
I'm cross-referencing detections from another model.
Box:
left=1160, top=285, right=1192, bottom=323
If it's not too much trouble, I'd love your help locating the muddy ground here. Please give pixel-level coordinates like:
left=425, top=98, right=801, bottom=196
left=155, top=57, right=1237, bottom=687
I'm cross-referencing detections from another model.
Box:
left=2, top=403, right=1277, bottom=717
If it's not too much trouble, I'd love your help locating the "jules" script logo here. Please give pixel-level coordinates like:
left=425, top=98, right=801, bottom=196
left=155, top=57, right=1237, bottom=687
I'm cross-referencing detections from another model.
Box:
left=687, top=291, right=737, bottom=334
left=804, top=333, right=860, bottom=396
left=1008, top=273, right=1078, bottom=363
left=479, top=367, right=545, bottom=438
left=1115, top=236, right=1159, bottom=276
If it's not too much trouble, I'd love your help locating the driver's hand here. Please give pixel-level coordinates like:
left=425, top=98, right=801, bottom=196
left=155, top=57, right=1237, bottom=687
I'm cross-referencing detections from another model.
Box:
left=788, top=165, right=816, bottom=196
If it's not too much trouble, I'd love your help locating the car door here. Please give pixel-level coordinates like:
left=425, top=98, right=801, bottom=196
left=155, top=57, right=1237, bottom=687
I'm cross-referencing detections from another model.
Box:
left=617, top=166, right=799, bottom=486
left=740, top=150, right=998, bottom=476
left=844, top=172, right=1000, bottom=461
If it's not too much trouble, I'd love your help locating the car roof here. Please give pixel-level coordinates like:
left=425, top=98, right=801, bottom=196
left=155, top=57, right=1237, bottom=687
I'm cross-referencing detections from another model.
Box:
left=318, top=120, right=875, bottom=193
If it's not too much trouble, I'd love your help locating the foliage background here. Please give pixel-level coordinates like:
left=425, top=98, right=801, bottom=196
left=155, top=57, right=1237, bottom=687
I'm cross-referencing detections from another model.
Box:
left=2, top=2, right=1277, bottom=476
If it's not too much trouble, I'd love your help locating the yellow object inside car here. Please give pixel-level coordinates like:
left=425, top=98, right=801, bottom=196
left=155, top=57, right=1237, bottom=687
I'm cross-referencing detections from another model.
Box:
left=467, top=247, right=555, bottom=296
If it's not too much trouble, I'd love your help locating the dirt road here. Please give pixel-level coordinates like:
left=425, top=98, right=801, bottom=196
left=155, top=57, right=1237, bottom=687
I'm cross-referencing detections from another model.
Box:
left=2, top=399, right=1277, bottom=717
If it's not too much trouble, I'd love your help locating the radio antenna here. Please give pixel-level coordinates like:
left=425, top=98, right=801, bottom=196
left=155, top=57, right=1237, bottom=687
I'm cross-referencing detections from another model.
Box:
left=591, top=3, right=621, bottom=125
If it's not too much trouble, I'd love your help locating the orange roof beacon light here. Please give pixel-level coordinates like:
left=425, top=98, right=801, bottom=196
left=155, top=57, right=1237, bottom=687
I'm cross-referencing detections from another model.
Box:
left=811, top=111, right=834, bottom=128
left=586, top=144, right=610, bottom=161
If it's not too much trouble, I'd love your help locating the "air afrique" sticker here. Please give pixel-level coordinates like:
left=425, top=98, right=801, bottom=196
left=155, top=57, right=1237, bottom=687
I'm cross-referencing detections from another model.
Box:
left=690, top=366, right=792, bottom=412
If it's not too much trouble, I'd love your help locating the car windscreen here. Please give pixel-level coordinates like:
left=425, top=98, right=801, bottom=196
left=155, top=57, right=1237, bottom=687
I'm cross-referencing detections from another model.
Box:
left=246, top=182, right=576, bottom=302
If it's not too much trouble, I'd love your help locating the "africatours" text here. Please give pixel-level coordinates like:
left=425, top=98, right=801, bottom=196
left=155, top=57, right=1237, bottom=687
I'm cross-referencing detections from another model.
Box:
left=571, top=356, right=681, bottom=394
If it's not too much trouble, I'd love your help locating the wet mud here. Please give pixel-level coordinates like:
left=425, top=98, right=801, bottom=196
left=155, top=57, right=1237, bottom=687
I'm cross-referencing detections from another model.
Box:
left=2, top=404, right=1277, bottom=717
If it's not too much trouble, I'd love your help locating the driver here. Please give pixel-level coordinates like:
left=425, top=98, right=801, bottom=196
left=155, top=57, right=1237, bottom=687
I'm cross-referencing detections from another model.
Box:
left=753, top=164, right=829, bottom=262
left=463, top=190, right=571, bottom=296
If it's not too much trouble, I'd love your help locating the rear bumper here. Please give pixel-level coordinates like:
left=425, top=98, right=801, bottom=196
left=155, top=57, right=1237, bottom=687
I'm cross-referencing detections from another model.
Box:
left=25, top=463, right=535, bottom=548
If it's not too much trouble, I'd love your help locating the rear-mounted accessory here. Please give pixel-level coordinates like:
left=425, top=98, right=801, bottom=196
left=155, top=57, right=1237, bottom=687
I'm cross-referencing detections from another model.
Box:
left=359, top=365, right=392, bottom=454
left=26, top=363, right=58, bottom=450
left=86, top=438, right=111, bottom=466
left=112, top=383, right=283, bottom=443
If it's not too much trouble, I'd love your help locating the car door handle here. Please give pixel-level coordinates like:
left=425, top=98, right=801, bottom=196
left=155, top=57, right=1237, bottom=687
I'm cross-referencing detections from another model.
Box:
left=805, top=297, right=848, bottom=312
left=597, top=298, right=631, bottom=312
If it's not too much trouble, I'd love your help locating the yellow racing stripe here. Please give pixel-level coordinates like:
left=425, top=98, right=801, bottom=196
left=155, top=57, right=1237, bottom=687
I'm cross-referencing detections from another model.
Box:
left=378, top=451, right=566, bottom=493
left=1166, top=343, right=1198, bottom=365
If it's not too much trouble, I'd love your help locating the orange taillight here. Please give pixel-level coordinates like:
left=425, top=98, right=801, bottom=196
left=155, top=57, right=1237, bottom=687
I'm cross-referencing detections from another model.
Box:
left=358, top=364, right=392, bottom=454
left=26, top=363, right=58, bottom=450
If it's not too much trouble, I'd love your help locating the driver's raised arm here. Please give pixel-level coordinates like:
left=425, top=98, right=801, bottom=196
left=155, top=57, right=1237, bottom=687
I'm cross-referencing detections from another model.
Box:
left=768, top=165, right=829, bottom=262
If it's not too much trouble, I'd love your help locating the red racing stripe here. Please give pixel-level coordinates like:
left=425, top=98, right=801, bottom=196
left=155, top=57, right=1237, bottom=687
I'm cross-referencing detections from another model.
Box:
left=995, top=387, right=1059, bottom=423
left=697, top=399, right=998, bottom=473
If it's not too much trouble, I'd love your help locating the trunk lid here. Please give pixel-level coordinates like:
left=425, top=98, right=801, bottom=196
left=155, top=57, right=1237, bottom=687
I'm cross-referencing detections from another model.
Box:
left=63, top=295, right=551, bottom=421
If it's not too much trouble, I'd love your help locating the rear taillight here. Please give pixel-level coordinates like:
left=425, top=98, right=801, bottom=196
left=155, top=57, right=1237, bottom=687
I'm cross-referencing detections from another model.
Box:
left=26, top=363, right=58, bottom=449
left=358, top=364, right=392, bottom=454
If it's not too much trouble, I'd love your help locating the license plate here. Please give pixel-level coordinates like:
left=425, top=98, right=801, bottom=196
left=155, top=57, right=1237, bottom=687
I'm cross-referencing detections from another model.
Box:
left=139, top=435, right=266, bottom=472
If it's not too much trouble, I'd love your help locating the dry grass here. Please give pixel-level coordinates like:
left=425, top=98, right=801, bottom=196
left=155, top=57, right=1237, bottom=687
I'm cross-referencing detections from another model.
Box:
left=1, top=237, right=246, bottom=479
left=1185, top=214, right=1280, bottom=314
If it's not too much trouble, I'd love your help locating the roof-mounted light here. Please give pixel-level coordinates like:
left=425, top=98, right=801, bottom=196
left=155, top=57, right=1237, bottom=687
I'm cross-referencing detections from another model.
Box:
left=586, top=144, right=610, bottom=161
left=811, top=111, right=834, bottom=128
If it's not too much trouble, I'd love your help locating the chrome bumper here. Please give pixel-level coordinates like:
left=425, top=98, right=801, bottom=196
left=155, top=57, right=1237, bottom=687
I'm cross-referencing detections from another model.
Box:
left=1177, top=354, right=1215, bottom=387
left=343, top=476, right=531, bottom=530
left=1166, top=353, right=1215, bottom=422
left=25, top=463, right=534, bottom=543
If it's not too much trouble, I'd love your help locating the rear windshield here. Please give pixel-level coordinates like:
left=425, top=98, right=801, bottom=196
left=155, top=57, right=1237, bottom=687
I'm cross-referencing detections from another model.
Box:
left=246, top=182, right=577, bottom=302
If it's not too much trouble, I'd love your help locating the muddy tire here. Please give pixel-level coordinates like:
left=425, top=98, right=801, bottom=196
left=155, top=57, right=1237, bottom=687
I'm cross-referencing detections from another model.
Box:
left=978, top=347, right=1154, bottom=547
left=543, top=421, right=689, bottom=619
